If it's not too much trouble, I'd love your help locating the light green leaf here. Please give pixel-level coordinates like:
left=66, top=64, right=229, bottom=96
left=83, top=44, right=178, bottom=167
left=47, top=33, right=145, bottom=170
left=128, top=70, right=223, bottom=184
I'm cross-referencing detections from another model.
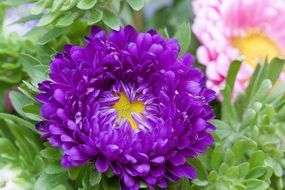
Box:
left=267, top=58, right=285, bottom=85
left=211, top=120, right=232, bottom=139
left=56, top=12, right=78, bottom=27
left=51, top=185, right=67, bottom=190
left=249, top=151, right=265, bottom=168
left=52, top=0, right=65, bottom=12
left=246, top=166, right=268, bottom=179
left=9, top=91, right=32, bottom=118
left=61, top=0, right=78, bottom=11
left=34, top=172, right=68, bottom=190
left=38, top=12, right=60, bottom=27
left=102, top=10, right=120, bottom=30
left=250, top=79, right=272, bottom=103
left=211, top=145, right=224, bottom=170
left=87, top=9, right=103, bottom=25
left=126, top=0, right=144, bottom=11
left=0, top=113, right=38, bottom=133
left=0, top=138, right=18, bottom=157
left=38, top=27, right=66, bottom=45
left=244, top=179, right=269, bottom=190
left=174, top=22, right=191, bottom=56
left=46, top=164, right=65, bottom=175
left=232, top=140, right=245, bottom=163
left=77, top=0, right=97, bottom=10
left=188, top=158, right=207, bottom=179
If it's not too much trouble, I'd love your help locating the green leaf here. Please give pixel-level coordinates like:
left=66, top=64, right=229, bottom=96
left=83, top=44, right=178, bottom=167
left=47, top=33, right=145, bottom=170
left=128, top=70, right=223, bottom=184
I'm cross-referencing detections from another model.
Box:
left=9, top=91, right=32, bottom=118
left=90, top=171, right=102, bottom=186
left=267, top=58, right=285, bottom=85
left=246, top=166, right=268, bottom=179
left=249, top=151, right=265, bottom=168
left=244, top=179, right=269, bottom=190
left=56, top=12, right=78, bottom=27
left=238, top=162, right=250, bottom=177
left=40, top=147, right=62, bottom=160
left=38, top=12, right=60, bottom=27
left=225, top=60, right=242, bottom=91
left=38, top=27, right=66, bottom=45
left=211, top=145, right=224, bottom=170
left=51, top=185, right=67, bottom=190
left=87, top=9, right=103, bottom=25
left=61, top=0, right=78, bottom=11
left=52, top=0, right=65, bottom=12
left=211, top=120, right=232, bottom=139
left=188, top=158, right=207, bottom=179
left=102, top=9, right=120, bottom=30
left=174, top=22, right=191, bottom=56
left=77, top=0, right=97, bottom=10
left=0, top=113, right=38, bottom=133
left=0, top=138, right=18, bottom=157
left=232, top=140, right=246, bottom=163
left=220, top=60, right=241, bottom=123
left=12, top=14, right=43, bottom=24
left=46, top=164, right=65, bottom=175
left=250, top=79, right=272, bottom=103
left=68, top=166, right=82, bottom=180
left=34, top=172, right=68, bottom=190
left=126, top=0, right=144, bottom=11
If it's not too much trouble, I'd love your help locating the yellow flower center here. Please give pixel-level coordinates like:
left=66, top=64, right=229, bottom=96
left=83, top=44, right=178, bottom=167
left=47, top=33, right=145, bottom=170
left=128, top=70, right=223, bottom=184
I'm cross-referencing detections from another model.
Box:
left=113, top=92, right=145, bottom=129
left=231, top=30, right=283, bottom=67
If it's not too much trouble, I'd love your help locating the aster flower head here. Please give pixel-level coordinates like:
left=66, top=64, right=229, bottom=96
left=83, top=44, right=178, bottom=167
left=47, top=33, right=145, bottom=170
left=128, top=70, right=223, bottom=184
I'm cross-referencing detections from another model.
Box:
left=193, top=0, right=285, bottom=98
left=36, top=25, right=215, bottom=189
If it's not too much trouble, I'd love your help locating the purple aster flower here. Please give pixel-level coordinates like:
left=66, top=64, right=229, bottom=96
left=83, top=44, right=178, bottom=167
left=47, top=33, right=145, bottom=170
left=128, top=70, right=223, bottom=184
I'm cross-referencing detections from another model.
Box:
left=36, top=26, right=215, bottom=189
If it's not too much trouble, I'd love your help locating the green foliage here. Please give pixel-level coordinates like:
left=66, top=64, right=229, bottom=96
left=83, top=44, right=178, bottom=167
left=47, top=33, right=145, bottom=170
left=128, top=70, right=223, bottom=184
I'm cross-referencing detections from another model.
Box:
left=189, top=58, right=285, bottom=190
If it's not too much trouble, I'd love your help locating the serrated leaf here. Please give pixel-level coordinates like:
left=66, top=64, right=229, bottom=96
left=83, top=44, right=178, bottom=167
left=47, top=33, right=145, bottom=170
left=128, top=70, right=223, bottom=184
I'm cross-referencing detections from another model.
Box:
left=38, top=12, right=60, bottom=27
left=102, top=10, right=120, bottom=30
left=77, top=0, right=97, bottom=10
left=126, top=0, right=144, bottom=11
left=174, top=22, right=191, bottom=56
left=56, top=12, right=78, bottom=27
left=87, top=9, right=103, bottom=25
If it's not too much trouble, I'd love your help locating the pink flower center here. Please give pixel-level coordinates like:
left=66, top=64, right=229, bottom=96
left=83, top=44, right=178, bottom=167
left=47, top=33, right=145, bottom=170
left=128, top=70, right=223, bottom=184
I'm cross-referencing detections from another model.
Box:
left=231, top=29, right=283, bottom=67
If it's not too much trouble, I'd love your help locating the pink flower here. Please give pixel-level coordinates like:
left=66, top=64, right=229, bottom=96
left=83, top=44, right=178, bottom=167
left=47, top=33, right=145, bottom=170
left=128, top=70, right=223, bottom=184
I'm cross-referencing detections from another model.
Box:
left=192, top=0, right=285, bottom=98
